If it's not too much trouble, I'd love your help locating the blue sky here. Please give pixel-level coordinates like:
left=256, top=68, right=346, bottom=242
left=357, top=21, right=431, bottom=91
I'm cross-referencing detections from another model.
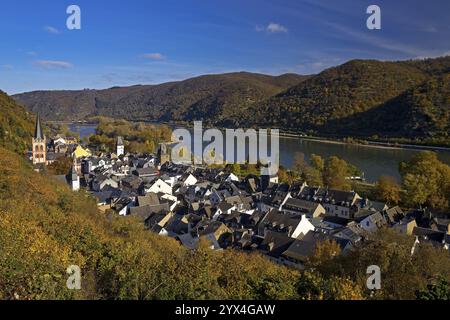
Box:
left=0, top=0, right=449, bottom=94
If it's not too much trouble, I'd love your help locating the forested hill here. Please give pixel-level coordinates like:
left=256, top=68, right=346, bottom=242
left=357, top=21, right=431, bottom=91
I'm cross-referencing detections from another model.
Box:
left=13, top=56, right=450, bottom=140
left=13, top=72, right=309, bottom=123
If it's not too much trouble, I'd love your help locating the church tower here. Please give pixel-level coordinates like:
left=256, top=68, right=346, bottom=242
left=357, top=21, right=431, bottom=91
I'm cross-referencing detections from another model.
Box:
left=117, top=136, right=124, bottom=156
left=32, top=113, right=47, bottom=165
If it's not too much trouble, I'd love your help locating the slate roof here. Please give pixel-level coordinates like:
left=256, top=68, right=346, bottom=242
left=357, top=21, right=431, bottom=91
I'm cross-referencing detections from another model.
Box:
left=283, top=198, right=321, bottom=215
left=260, top=231, right=295, bottom=258
left=129, top=203, right=170, bottom=221
left=137, top=192, right=160, bottom=206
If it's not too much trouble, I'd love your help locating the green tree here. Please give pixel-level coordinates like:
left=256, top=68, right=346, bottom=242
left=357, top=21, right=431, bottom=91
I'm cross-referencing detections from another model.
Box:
left=416, top=276, right=450, bottom=300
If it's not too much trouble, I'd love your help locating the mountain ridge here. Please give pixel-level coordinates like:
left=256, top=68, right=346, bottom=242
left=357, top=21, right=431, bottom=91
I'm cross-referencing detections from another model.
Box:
left=12, top=56, right=450, bottom=141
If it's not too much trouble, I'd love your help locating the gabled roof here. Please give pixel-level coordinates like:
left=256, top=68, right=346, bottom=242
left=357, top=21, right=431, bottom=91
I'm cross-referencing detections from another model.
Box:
left=258, top=209, right=304, bottom=234
left=283, top=198, right=321, bottom=214
left=282, top=232, right=350, bottom=261
left=260, top=230, right=295, bottom=258
left=129, top=203, right=170, bottom=221
left=137, top=192, right=160, bottom=206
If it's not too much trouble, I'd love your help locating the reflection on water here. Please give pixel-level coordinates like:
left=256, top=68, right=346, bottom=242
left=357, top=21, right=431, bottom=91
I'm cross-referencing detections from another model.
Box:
left=69, top=123, right=97, bottom=139
left=280, top=136, right=450, bottom=182
left=69, top=123, right=450, bottom=183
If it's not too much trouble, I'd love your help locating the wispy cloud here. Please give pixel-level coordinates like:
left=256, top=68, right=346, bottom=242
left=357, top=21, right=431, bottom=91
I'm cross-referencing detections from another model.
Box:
left=326, top=22, right=432, bottom=57
left=44, top=26, right=60, bottom=34
left=2, top=64, right=14, bottom=71
left=34, top=60, right=73, bottom=69
left=267, top=23, right=288, bottom=33
left=256, top=23, right=288, bottom=34
left=141, top=53, right=166, bottom=60
left=422, top=25, right=438, bottom=33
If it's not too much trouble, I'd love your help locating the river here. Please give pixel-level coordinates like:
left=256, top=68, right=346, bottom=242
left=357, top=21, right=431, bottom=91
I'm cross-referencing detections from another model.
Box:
left=69, top=123, right=450, bottom=183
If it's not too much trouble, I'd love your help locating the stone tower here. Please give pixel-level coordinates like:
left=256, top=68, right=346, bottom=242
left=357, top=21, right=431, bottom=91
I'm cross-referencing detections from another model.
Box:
left=32, top=113, right=46, bottom=165
left=117, top=136, right=124, bottom=156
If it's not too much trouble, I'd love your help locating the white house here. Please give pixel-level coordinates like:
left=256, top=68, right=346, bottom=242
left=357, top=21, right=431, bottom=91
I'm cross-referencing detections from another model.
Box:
left=182, top=174, right=198, bottom=186
left=225, top=173, right=239, bottom=183
left=291, top=215, right=315, bottom=239
left=145, top=178, right=172, bottom=195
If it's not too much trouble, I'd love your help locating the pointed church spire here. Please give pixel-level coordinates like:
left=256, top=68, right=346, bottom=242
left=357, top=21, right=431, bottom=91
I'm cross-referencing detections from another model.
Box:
left=34, top=113, right=44, bottom=140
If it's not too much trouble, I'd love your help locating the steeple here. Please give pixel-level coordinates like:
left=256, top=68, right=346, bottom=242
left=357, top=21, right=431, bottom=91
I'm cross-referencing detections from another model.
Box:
left=32, top=113, right=47, bottom=165
left=34, top=113, right=44, bottom=140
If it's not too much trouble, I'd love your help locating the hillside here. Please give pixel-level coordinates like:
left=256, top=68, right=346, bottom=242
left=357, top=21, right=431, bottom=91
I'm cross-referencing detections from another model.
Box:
left=241, top=59, right=429, bottom=129
left=324, top=73, right=450, bottom=139
left=13, top=72, right=309, bottom=123
left=0, top=90, right=34, bottom=154
left=0, top=146, right=307, bottom=300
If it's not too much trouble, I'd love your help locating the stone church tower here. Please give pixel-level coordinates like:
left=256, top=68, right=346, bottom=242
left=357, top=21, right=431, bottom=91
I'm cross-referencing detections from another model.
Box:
left=32, top=113, right=46, bottom=165
left=117, top=136, right=124, bottom=156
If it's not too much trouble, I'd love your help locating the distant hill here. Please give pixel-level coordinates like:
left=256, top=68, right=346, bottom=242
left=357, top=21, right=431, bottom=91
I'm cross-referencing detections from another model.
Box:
left=242, top=60, right=428, bottom=129
left=325, top=73, right=450, bottom=139
left=12, top=56, right=450, bottom=140
left=13, top=72, right=309, bottom=123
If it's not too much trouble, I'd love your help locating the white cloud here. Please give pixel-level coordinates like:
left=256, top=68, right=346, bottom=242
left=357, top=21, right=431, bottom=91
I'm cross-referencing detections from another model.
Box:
left=2, top=64, right=13, bottom=70
left=266, top=23, right=288, bottom=33
left=34, top=60, right=73, bottom=69
left=44, top=26, right=60, bottom=34
left=141, top=53, right=166, bottom=60
left=255, top=23, right=288, bottom=34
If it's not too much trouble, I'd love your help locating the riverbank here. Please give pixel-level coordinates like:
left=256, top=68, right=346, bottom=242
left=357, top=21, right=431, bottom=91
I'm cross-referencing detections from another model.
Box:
left=50, top=119, right=450, bottom=153
left=278, top=132, right=450, bottom=152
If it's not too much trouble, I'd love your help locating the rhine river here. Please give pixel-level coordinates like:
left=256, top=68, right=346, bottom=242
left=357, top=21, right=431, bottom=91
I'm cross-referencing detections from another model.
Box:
left=69, top=123, right=450, bottom=183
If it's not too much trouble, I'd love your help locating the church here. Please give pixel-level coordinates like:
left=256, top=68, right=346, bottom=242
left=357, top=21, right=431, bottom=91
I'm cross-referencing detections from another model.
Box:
left=32, top=113, right=47, bottom=165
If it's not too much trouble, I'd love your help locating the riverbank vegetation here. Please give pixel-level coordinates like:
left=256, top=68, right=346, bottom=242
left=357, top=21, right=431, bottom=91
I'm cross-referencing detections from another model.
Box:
left=85, top=117, right=172, bottom=154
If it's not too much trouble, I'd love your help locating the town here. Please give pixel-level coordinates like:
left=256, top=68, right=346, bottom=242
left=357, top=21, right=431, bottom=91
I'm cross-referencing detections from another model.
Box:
left=30, top=114, right=450, bottom=269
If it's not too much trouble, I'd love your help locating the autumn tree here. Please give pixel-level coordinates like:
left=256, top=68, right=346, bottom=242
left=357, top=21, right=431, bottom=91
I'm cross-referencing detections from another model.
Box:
left=310, top=154, right=324, bottom=172
left=375, top=175, right=401, bottom=204
left=323, top=156, right=351, bottom=191
left=400, top=151, right=450, bottom=209
left=47, top=156, right=73, bottom=175
left=292, top=152, right=307, bottom=175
